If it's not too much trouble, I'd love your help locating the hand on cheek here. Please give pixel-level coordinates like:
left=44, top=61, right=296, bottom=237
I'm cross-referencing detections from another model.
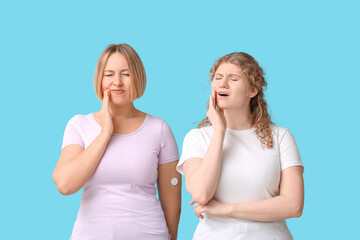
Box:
left=100, top=89, right=113, bottom=136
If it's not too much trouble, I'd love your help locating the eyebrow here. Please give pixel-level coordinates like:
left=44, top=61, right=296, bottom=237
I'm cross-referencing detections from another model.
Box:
left=104, top=69, right=129, bottom=72
left=214, top=73, right=241, bottom=77
left=228, top=74, right=241, bottom=77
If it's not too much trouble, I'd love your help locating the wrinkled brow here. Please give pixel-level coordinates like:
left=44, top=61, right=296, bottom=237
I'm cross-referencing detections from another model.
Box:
left=228, top=73, right=241, bottom=77
left=104, top=69, right=129, bottom=72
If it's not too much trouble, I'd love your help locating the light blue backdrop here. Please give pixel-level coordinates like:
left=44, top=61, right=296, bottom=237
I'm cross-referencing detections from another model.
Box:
left=1, top=0, right=359, bottom=239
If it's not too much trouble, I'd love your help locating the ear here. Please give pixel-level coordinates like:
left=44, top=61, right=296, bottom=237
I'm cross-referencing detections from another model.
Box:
left=249, top=86, right=258, bottom=98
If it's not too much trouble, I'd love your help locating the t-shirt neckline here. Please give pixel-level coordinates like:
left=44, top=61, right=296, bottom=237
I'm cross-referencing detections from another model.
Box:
left=226, top=127, right=255, bottom=134
left=90, top=112, right=149, bottom=137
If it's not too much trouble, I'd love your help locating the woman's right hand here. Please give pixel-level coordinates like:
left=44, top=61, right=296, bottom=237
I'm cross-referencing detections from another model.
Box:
left=100, top=89, right=113, bottom=136
left=207, top=88, right=226, bottom=133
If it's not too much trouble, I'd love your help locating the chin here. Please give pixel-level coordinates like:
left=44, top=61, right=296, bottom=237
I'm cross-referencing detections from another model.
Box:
left=111, top=100, right=131, bottom=106
left=217, top=102, right=230, bottom=110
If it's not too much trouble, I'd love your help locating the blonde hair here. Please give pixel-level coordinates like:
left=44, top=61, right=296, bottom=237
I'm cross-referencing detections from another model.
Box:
left=198, top=52, right=274, bottom=149
left=94, top=43, right=146, bottom=101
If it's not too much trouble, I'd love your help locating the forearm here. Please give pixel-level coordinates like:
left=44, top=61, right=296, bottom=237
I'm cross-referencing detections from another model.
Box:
left=163, top=208, right=180, bottom=240
left=157, top=161, right=181, bottom=239
left=186, top=130, right=225, bottom=204
left=226, top=196, right=303, bottom=222
left=160, top=187, right=181, bottom=240
left=53, top=132, right=111, bottom=194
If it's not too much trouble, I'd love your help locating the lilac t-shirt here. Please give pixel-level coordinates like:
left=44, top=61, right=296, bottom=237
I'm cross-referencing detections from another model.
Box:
left=62, top=113, right=179, bottom=240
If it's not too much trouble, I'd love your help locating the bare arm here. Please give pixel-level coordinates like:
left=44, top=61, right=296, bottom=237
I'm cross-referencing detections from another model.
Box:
left=183, top=89, right=226, bottom=205
left=53, top=90, right=113, bottom=195
left=158, top=161, right=181, bottom=240
left=183, top=130, right=224, bottom=205
left=53, top=132, right=111, bottom=195
left=194, top=166, right=304, bottom=221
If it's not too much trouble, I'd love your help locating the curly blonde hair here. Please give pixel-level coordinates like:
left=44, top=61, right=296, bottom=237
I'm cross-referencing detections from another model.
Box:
left=198, top=52, right=273, bottom=149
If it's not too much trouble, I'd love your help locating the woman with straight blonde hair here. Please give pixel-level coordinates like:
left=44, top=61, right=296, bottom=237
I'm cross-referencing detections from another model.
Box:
left=177, top=52, right=304, bottom=239
left=53, top=43, right=181, bottom=240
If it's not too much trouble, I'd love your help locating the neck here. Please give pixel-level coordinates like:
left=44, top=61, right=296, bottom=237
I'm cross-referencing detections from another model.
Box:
left=224, top=106, right=252, bottom=130
left=108, top=102, right=138, bottom=118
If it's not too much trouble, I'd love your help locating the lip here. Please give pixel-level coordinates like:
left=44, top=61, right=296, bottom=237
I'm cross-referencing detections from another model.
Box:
left=217, top=91, right=229, bottom=98
left=110, top=89, right=125, bottom=94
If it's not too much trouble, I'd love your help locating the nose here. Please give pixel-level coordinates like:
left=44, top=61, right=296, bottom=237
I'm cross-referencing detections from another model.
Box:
left=112, top=74, right=124, bottom=86
left=219, top=77, right=229, bottom=89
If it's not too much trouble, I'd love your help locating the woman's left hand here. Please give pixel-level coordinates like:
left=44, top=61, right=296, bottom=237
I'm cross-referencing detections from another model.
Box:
left=190, top=198, right=230, bottom=219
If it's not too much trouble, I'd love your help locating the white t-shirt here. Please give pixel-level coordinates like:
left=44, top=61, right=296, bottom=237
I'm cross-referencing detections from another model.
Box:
left=177, top=125, right=303, bottom=240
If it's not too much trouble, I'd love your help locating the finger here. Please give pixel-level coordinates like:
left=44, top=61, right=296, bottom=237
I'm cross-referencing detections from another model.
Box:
left=195, top=207, right=205, bottom=219
left=219, top=107, right=224, bottom=115
left=106, top=89, right=111, bottom=101
left=189, top=199, right=195, bottom=205
left=212, top=88, right=216, bottom=106
left=101, top=90, right=106, bottom=110
left=214, top=89, right=218, bottom=107
left=194, top=209, right=200, bottom=218
left=104, top=90, right=111, bottom=106
left=209, top=95, right=214, bottom=110
left=107, top=89, right=111, bottom=101
left=194, top=208, right=202, bottom=219
left=103, top=89, right=108, bottom=101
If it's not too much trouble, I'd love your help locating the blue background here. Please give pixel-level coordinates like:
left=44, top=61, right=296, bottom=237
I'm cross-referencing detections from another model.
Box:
left=1, top=0, right=359, bottom=239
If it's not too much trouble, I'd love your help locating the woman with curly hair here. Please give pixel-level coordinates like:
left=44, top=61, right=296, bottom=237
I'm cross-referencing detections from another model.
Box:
left=176, top=52, right=304, bottom=239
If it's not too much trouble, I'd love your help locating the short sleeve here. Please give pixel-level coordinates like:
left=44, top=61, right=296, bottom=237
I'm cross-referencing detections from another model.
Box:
left=176, top=129, right=206, bottom=175
left=62, top=115, right=85, bottom=149
left=158, top=121, right=179, bottom=164
left=278, top=129, right=303, bottom=171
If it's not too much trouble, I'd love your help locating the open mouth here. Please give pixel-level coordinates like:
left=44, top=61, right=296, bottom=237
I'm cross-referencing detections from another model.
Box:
left=218, top=93, right=229, bottom=97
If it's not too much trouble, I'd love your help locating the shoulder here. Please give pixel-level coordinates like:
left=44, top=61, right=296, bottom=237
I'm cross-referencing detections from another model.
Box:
left=145, top=114, right=165, bottom=126
left=271, top=124, right=291, bottom=136
left=184, top=125, right=213, bottom=141
left=66, top=113, right=93, bottom=128
left=144, top=114, right=175, bottom=136
left=271, top=124, right=296, bottom=144
left=70, top=113, right=92, bottom=121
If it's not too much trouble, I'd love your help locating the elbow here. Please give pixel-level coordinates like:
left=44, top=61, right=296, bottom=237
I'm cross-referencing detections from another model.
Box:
left=291, top=202, right=303, bottom=218
left=185, top=180, right=214, bottom=205
left=53, top=172, right=76, bottom=195
left=193, top=194, right=211, bottom=205
left=293, top=206, right=303, bottom=218
left=56, top=184, right=75, bottom=196
left=187, top=187, right=213, bottom=205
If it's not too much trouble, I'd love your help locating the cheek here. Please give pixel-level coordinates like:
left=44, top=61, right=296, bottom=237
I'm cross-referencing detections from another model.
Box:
left=232, top=85, right=248, bottom=99
left=235, top=82, right=249, bottom=94
left=211, top=81, right=219, bottom=90
left=124, top=78, right=133, bottom=88
left=101, top=78, right=111, bottom=89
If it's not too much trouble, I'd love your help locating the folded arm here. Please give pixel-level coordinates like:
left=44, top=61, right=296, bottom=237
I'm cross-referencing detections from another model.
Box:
left=183, top=129, right=225, bottom=205
left=194, top=166, right=304, bottom=221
